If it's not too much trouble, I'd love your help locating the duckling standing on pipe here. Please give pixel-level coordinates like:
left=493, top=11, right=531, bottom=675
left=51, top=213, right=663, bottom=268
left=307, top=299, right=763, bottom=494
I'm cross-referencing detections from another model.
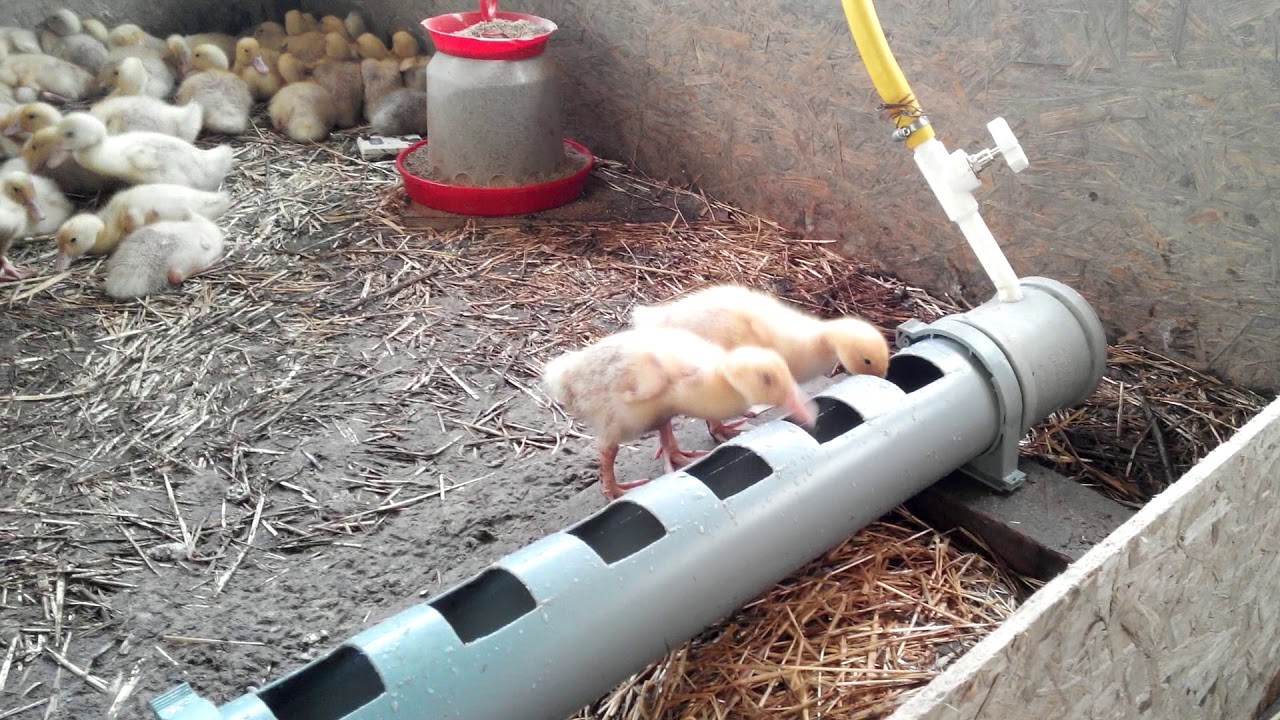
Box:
left=542, top=328, right=818, bottom=499
left=632, top=284, right=889, bottom=441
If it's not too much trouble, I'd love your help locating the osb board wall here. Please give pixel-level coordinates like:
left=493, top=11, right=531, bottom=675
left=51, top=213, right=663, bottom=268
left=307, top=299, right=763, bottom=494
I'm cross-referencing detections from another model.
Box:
left=305, top=0, right=1280, bottom=392
left=890, top=395, right=1280, bottom=720
left=0, top=0, right=285, bottom=35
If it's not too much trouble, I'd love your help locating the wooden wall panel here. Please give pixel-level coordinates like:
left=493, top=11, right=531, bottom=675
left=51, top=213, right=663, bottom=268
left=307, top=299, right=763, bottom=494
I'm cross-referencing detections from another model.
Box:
left=890, top=395, right=1280, bottom=720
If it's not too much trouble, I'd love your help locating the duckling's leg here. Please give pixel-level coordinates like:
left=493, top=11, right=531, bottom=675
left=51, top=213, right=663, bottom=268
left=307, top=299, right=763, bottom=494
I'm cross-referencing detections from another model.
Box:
left=598, top=442, right=651, bottom=500
left=0, top=257, right=27, bottom=281
left=654, top=421, right=707, bottom=473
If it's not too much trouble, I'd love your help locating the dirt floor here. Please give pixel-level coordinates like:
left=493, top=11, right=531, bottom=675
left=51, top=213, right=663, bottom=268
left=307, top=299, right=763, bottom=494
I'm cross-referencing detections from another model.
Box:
left=0, top=117, right=1270, bottom=720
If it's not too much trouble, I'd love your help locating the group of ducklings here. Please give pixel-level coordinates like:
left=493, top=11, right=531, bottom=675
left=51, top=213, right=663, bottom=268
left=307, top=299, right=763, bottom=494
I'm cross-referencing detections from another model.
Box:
left=0, top=8, right=433, bottom=295
left=543, top=285, right=893, bottom=500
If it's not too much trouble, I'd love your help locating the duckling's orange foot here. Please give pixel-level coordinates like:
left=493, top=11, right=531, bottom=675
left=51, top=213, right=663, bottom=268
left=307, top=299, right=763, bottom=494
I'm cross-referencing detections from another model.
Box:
left=601, top=477, right=651, bottom=500
left=706, top=418, right=748, bottom=442
left=662, top=447, right=707, bottom=474
left=0, top=258, right=27, bottom=281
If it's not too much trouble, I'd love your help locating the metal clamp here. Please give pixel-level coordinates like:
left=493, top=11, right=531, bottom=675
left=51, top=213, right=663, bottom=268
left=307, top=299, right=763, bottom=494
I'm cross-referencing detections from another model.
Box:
left=891, top=115, right=931, bottom=141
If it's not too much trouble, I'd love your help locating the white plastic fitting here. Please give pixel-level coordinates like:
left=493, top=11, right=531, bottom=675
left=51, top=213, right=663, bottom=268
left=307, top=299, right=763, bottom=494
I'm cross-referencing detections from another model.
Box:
left=910, top=117, right=1028, bottom=303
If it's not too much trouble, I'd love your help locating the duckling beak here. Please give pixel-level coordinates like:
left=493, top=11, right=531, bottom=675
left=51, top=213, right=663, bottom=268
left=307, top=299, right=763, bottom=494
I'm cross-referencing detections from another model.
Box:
left=53, top=251, right=71, bottom=272
left=782, top=390, right=818, bottom=428
left=46, top=146, right=69, bottom=169
left=23, top=198, right=45, bottom=223
left=2, top=120, right=20, bottom=137
left=252, top=55, right=269, bottom=74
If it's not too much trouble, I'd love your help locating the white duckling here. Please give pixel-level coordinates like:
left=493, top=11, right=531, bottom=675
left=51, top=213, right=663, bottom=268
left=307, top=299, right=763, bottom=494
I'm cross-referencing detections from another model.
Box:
left=103, top=56, right=151, bottom=98
left=1, top=169, right=72, bottom=235
left=0, top=53, right=95, bottom=101
left=542, top=327, right=817, bottom=499
left=38, top=9, right=110, bottom=74
left=52, top=182, right=231, bottom=269
left=104, top=210, right=225, bottom=299
left=98, top=47, right=174, bottom=99
left=174, top=44, right=252, bottom=135
left=20, top=126, right=119, bottom=197
left=107, top=23, right=167, bottom=54
left=0, top=189, right=30, bottom=280
left=344, top=12, right=368, bottom=40
left=0, top=28, right=41, bottom=55
left=49, top=112, right=234, bottom=191
left=269, top=53, right=337, bottom=142
left=90, top=92, right=202, bottom=141
left=631, top=284, right=891, bottom=440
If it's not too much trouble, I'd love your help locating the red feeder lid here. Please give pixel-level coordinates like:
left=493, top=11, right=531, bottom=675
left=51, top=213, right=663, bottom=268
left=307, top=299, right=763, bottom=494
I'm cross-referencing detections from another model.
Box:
left=422, top=11, right=557, bottom=61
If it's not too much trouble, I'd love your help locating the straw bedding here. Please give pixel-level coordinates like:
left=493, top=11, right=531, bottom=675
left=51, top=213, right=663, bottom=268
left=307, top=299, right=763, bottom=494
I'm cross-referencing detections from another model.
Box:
left=0, top=117, right=1268, bottom=718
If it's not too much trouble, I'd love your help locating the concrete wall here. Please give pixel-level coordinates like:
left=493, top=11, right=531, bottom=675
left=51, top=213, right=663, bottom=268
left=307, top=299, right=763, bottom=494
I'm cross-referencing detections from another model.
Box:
left=308, top=0, right=1280, bottom=392
left=0, top=0, right=286, bottom=37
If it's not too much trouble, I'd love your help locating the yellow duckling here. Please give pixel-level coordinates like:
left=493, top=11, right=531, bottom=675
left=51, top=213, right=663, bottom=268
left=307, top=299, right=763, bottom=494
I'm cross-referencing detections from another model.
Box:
left=268, top=53, right=336, bottom=143
left=233, top=37, right=284, bottom=101
left=311, top=32, right=364, bottom=128
left=359, top=57, right=403, bottom=122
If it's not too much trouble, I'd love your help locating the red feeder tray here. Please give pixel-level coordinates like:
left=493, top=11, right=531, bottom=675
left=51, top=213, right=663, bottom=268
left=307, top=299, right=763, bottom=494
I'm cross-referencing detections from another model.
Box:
left=422, top=11, right=557, bottom=61
left=396, top=138, right=594, bottom=217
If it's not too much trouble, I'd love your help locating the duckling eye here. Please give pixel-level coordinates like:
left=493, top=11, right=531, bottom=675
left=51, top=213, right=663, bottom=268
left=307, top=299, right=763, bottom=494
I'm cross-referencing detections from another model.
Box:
left=26, top=113, right=36, bottom=120
left=758, top=372, right=775, bottom=388
left=863, top=358, right=872, bottom=366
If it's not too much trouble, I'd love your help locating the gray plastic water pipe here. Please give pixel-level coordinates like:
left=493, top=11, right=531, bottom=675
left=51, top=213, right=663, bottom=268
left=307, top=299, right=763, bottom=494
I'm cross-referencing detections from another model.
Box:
left=151, top=276, right=1106, bottom=720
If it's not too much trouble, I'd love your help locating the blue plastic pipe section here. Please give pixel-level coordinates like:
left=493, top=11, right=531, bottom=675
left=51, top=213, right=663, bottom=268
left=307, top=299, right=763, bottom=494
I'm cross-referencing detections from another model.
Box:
left=152, top=277, right=1106, bottom=720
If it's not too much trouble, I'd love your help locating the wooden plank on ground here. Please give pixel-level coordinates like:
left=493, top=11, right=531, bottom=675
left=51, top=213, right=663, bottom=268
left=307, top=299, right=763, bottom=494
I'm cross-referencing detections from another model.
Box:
left=907, top=463, right=1136, bottom=582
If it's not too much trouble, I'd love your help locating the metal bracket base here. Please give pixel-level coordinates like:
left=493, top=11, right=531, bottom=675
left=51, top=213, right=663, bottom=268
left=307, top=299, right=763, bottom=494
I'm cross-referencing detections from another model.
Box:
left=897, top=318, right=1027, bottom=493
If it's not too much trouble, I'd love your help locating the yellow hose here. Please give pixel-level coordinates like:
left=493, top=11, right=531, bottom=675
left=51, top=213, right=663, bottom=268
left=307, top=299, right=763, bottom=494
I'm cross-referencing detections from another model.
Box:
left=839, top=0, right=935, bottom=149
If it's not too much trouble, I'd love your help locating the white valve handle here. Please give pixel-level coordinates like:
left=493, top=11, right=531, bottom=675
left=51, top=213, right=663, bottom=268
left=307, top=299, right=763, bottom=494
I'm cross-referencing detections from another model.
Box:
left=987, top=117, right=1029, bottom=173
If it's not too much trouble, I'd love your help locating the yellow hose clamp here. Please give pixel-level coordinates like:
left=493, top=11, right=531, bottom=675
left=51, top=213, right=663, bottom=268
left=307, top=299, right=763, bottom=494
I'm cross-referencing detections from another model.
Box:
left=892, top=115, right=931, bottom=142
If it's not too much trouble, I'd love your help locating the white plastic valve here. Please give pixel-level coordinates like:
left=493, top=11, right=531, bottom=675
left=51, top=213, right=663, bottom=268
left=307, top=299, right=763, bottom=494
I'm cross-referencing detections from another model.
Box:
left=986, top=117, right=1028, bottom=173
